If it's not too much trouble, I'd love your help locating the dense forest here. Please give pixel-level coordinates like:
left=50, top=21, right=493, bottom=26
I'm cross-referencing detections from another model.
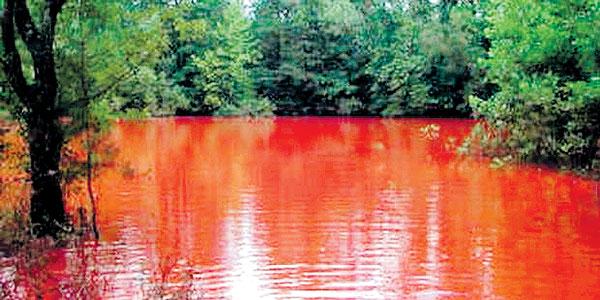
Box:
left=0, top=0, right=599, bottom=236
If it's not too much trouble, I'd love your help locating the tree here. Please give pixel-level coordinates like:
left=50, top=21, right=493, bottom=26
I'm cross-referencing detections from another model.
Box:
left=252, top=0, right=296, bottom=112
left=156, top=0, right=220, bottom=115
left=1, top=0, right=69, bottom=236
left=56, top=0, right=175, bottom=119
left=0, top=0, right=172, bottom=237
left=364, top=4, right=429, bottom=116
left=193, top=0, right=273, bottom=116
left=365, top=0, right=487, bottom=116
left=253, top=0, right=366, bottom=115
left=470, top=0, right=600, bottom=173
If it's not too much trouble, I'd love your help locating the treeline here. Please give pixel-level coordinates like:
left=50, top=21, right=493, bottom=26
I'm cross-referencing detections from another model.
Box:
left=129, top=0, right=491, bottom=117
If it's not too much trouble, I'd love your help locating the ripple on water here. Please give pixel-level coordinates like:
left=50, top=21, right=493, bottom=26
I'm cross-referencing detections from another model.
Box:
left=2, top=117, right=599, bottom=299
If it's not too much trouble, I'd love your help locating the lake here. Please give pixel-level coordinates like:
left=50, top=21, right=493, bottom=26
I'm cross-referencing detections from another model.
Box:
left=2, top=117, right=600, bottom=299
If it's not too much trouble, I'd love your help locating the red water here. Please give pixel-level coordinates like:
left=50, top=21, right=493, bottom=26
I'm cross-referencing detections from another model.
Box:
left=2, top=117, right=600, bottom=299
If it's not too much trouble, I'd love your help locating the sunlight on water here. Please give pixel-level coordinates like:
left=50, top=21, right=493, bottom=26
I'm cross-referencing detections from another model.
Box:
left=1, top=117, right=599, bottom=299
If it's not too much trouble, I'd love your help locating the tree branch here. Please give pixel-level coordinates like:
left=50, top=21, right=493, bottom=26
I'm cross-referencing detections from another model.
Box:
left=13, top=0, right=41, bottom=49
left=49, top=0, right=68, bottom=16
left=1, top=0, right=30, bottom=102
left=42, top=0, right=67, bottom=40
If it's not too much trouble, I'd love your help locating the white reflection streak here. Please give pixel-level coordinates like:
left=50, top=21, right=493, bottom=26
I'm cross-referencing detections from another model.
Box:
left=425, top=184, right=441, bottom=290
left=481, top=243, right=495, bottom=297
left=376, top=189, right=412, bottom=297
left=475, top=230, right=496, bottom=297
left=227, top=190, right=273, bottom=300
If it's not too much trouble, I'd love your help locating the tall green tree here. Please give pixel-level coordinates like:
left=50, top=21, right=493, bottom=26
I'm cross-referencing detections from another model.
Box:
left=194, top=0, right=273, bottom=116
left=157, top=0, right=221, bottom=114
left=252, top=0, right=296, bottom=111
left=364, top=4, right=429, bottom=116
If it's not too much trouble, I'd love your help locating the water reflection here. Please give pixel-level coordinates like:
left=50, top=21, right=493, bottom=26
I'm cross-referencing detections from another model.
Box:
left=1, top=117, right=599, bottom=299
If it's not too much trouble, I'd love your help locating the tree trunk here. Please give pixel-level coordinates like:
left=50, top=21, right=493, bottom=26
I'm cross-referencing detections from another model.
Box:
left=27, top=104, right=67, bottom=237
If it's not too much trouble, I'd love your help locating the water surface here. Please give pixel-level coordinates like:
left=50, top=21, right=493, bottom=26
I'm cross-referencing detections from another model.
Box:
left=4, top=117, right=600, bottom=299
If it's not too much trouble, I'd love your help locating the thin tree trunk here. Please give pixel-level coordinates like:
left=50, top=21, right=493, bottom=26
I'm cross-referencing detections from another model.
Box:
left=85, top=132, right=99, bottom=239
left=79, top=0, right=100, bottom=239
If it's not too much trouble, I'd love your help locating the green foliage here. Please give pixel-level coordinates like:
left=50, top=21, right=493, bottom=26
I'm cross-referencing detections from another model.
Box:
left=192, top=0, right=272, bottom=116
left=365, top=13, right=429, bottom=116
left=156, top=0, right=272, bottom=116
left=365, top=1, right=487, bottom=116
left=470, top=0, right=600, bottom=173
left=157, top=0, right=221, bottom=114
left=0, top=104, right=10, bottom=120
left=214, top=97, right=275, bottom=117
left=53, top=0, right=172, bottom=134
left=106, top=67, right=189, bottom=118
left=253, top=0, right=367, bottom=115
left=0, top=0, right=488, bottom=119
